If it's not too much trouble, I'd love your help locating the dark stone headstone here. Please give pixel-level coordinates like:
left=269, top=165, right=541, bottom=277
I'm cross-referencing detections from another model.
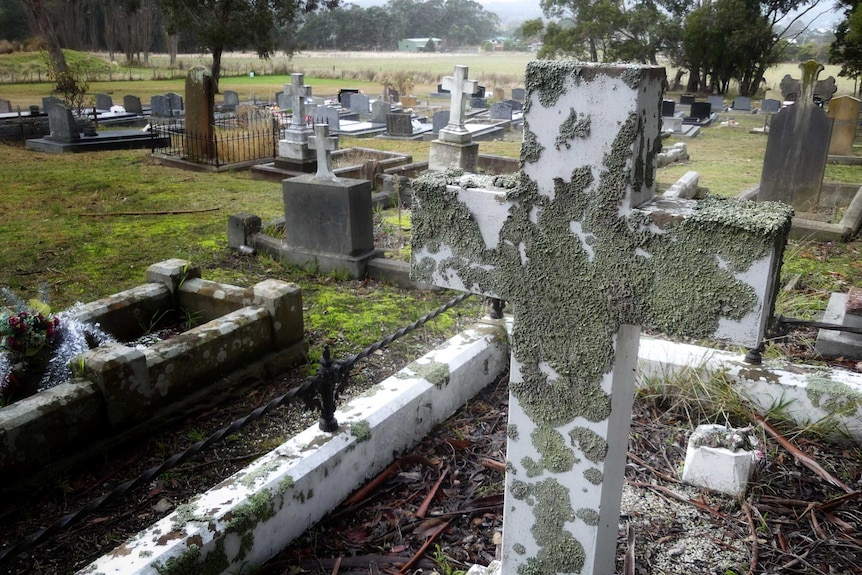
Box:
left=470, top=97, right=488, bottom=109
left=661, top=100, right=675, bottom=117
left=184, top=66, right=215, bottom=161
left=503, top=99, right=523, bottom=112
left=761, top=99, right=781, bottom=113
left=689, top=102, right=711, bottom=120
left=338, top=89, right=360, bottom=108
left=758, top=61, right=833, bottom=213
left=312, top=106, right=340, bottom=130
left=223, top=90, right=239, bottom=110
left=370, top=100, right=389, bottom=124
left=511, top=87, right=526, bottom=101
left=386, top=112, right=413, bottom=136
left=42, top=96, right=62, bottom=113
left=150, top=95, right=170, bottom=117
left=680, top=94, right=695, bottom=105
left=733, top=96, right=751, bottom=111
left=473, top=85, right=486, bottom=98
left=781, top=68, right=838, bottom=104
left=490, top=101, right=513, bottom=121
left=46, top=104, right=80, bottom=142
left=95, top=93, right=113, bottom=110
left=387, top=87, right=400, bottom=103
left=0, top=98, right=11, bottom=113
left=349, top=93, right=370, bottom=115
left=437, top=83, right=450, bottom=94
left=707, top=95, right=724, bottom=110
left=432, top=110, right=450, bottom=133
left=166, top=92, right=184, bottom=113
left=123, top=95, right=143, bottom=114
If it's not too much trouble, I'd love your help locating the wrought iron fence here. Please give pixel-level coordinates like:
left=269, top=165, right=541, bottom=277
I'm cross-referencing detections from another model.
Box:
left=151, top=111, right=285, bottom=167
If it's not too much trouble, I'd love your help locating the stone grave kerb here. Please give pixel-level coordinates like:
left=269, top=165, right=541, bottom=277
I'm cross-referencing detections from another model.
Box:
left=411, top=61, right=793, bottom=575
left=428, top=65, right=481, bottom=171
left=307, top=123, right=339, bottom=181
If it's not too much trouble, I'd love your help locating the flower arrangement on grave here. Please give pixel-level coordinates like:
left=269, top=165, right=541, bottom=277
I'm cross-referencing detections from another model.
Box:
left=0, top=297, right=61, bottom=404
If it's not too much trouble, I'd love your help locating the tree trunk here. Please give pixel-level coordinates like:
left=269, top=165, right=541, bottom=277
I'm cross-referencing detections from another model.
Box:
left=686, top=65, right=700, bottom=92
left=22, top=0, right=69, bottom=80
left=670, top=68, right=685, bottom=91
left=589, top=37, right=598, bottom=62
left=211, top=45, right=223, bottom=93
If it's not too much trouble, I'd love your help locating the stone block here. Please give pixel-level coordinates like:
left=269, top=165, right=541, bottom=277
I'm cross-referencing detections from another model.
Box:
left=228, top=213, right=262, bottom=249
left=681, top=424, right=758, bottom=497
left=253, top=279, right=304, bottom=348
left=146, top=258, right=202, bottom=293
left=80, top=343, right=151, bottom=427
left=428, top=139, right=479, bottom=172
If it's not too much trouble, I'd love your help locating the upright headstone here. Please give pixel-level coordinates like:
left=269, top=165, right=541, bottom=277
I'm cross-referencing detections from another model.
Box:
left=827, top=95, right=860, bottom=156
left=432, top=110, right=451, bottom=133
left=780, top=64, right=838, bottom=104
left=386, top=112, right=413, bottom=136
left=474, top=85, right=486, bottom=98
left=708, top=95, right=724, bottom=110
left=275, top=91, right=288, bottom=110
left=312, top=106, right=340, bottom=131
left=758, top=60, right=833, bottom=213
left=223, top=90, right=240, bottom=110
left=689, top=101, right=712, bottom=120
left=277, top=73, right=315, bottom=168
left=0, top=98, right=11, bottom=113
left=761, top=98, right=781, bottom=113
left=123, top=95, right=143, bottom=114
left=511, top=87, right=526, bottom=101
left=150, top=95, right=170, bottom=117
left=489, top=101, right=514, bottom=120
left=661, top=99, right=675, bottom=117
left=429, top=65, right=480, bottom=171
left=166, top=92, right=184, bottom=114
left=733, top=96, right=751, bottom=111
left=470, top=97, right=488, bottom=109
left=95, top=93, right=113, bottom=111
left=411, top=61, right=793, bottom=575
left=338, top=89, right=359, bottom=108
left=371, top=100, right=389, bottom=124
left=282, top=123, right=379, bottom=278
left=349, top=93, right=370, bottom=116
left=42, top=96, right=62, bottom=113
left=184, top=66, right=215, bottom=162
left=503, top=99, right=523, bottom=112
left=46, top=104, right=80, bottom=142
left=680, top=93, right=695, bottom=105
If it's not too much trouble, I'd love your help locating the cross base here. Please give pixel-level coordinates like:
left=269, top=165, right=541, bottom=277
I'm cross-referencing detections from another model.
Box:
left=428, top=138, right=479, bottom=172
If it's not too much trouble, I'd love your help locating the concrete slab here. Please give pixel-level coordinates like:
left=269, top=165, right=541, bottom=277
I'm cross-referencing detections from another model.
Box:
left=26, top=129, right=168, bottom=153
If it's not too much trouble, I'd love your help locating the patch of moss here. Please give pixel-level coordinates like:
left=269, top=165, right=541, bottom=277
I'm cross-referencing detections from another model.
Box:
left=576, top=508, right=600, bottom=526
left=531, top=425, right=576, bottom=473
left=806, top=374, right=861, bottom=416
left=583, top=468, right=603, bottom=485
left=350, top=420, right=372, bottom=442
left=568, top=427, right=608, bottom=464
left=225, top=491, right=276, bottom=534
left=277, top=476, right=295, bottom=496
left=239, top=459, right=282, bottom=489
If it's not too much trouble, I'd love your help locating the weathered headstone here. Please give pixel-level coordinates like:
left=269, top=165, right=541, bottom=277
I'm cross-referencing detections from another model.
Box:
left=470, top=97, right=488, bottom=109
left=432, top=110, right=451, bottom=133
left=312, top=106, right=340, bottom=131
left=307, top=123, right=338, bottom=181
left=370, top=100, right=389, bottom=124
left=429, top=65, right=480, bottom=172
left=223, top=90, right=240, bottom=110
left=166, top=92, right=184, bottom=114
left=758, top=60, right=833, bottom=213
left=511, top=87, right=526, bottom=101
left=276, top=73, right=315, bottom=167
left=489, top=101, right=514, bottom=121
left=150, top=95, right=170, bottom=117
left=827, top=95, right=860, bottom=156
left=338, top=89, right=359, bottom=108
left=680, top=93, right=695, bottom=105
left=689, top=101, right=712, bottom=120
left=708, top=95, right=724, bottom=110
left=95, top=93, right=113, bottom=111
left=411, top=61, right=792, bottom=575
left=123, top=95, right=143, bottom=114
left=46, top=104, right=80, bottom=142
left=661, top=99, right=675, bottom=117
left=42, top=96, right=62, bottom=113
left=0, top=98, right=11, bottom=113
left=386, top=112, right=413, bottom=136
left=503, top=99, right=524, bottom=112
left=184, top=66, right=215, bottom=162
left=761, top=98, right=781, bottom=114
left=349, top=92, right=370, bottom=115
left=780, top=63, right=837, bottom=104
left=733, top=96, right=751, bottom=111
left=275, top=91, right=288, bottom=110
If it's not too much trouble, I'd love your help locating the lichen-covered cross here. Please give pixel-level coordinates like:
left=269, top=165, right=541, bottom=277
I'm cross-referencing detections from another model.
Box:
left=308, top=123, right=338, bottom=181
left=411, top=62, right=792, bottom=575
left=440, top=65, right=478, bottom=142
left=287, top=72, right=311, bottom=129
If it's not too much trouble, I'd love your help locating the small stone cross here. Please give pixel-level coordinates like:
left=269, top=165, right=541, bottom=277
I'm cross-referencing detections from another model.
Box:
left=308, top=123, right=338, bottom=181
left=411, top=62, right=792, bottom=575
left=440, top=65, right=478, bottom=142
left=287, top=73, right=311, bottom=129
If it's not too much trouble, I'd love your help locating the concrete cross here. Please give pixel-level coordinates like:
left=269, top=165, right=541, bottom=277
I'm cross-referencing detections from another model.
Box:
left=307, top=123, right=338, bottom=181
left=411, top=62, right=792, bottom=575
left=287, top=73, right=311, bottom=129
left=440, top=65, right=478, bottom=142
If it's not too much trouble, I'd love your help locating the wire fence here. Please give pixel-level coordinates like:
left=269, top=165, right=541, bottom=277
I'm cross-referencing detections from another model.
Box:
left=0, top=292, right=472, bottom=568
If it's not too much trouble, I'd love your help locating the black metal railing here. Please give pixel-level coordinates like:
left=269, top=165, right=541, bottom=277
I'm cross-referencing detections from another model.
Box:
left=151, top=114, right=285, bottom=167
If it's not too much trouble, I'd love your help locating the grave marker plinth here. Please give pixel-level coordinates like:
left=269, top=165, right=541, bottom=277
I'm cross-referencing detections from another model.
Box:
left=411, top=61, right=792, bottom=575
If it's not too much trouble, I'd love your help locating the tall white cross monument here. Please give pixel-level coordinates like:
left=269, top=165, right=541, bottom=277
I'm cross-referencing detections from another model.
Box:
left=277, top=73, right=315, bottom=170
left=429, top=65, right=480, bottom=172
left=411, top=62, right=793, bottom=575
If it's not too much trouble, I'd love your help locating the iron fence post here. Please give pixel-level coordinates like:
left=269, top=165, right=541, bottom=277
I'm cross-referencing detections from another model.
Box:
left=318, top=345, right=339, bottom=432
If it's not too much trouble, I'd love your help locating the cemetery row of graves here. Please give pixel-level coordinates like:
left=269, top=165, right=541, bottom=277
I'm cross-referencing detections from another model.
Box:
left=1, top=61, right=862, bottom=574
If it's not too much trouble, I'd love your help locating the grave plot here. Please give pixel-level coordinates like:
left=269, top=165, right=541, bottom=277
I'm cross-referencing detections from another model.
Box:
left=0, top=259, right=306, bottom=481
